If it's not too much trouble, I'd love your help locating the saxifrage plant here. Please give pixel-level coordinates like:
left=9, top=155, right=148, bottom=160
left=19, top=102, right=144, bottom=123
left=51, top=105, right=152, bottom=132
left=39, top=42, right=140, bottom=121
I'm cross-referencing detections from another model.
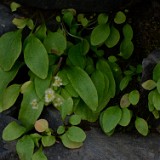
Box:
left=0, top=2, right=151, bottom=159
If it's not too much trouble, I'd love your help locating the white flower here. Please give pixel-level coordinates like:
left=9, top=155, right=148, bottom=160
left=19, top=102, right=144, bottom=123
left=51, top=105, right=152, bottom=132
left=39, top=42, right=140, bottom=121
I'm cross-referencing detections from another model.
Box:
left=53, top=97, right=63, bottom=107
left=52, top=75, right=63, bottom=87
left=45, top=88, right=55, bottom=103
left=31, top=99, right=38, bottom=109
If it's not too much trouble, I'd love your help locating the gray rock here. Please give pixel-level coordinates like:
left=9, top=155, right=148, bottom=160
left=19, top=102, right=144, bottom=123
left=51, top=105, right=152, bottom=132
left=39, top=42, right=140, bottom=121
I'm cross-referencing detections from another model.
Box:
left=0, top=3, right=16, bottom=36
left=142, top=49, right=160, bottom=82
left=1, top=114, right=160, bottom=160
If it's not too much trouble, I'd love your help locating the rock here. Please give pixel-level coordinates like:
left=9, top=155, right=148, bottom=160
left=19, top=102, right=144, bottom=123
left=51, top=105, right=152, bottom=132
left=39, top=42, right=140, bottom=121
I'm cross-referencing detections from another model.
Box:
left=142, top=49, right=160, bottom=82
left=1, top=113, right=160, bottom=160
left=0, top=3, right=16, bottom=36
left=15, top=0, right=141, bottom=12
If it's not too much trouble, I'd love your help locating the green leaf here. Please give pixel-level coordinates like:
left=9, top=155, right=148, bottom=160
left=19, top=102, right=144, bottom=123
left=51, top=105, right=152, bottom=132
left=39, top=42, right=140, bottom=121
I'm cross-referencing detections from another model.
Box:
left=0, top=63, right=21, bottom=112
left=98, top=13, right=108, bottom=24
left=64, top=84, right=79, bottom=97
left=61, top=133, right=83, bottom=149
left=119, top=76, right=132, bottom=91
left=35, top=24, right=47, bottom=41
left=91, top=70, right=106, bottom=105
left=119, top=40, right=134, bottom=59
left=34, top=69, right=52, bottom=99
left=119, top=108, right=132, bottom=126
left=2, top=121, right=26, bottom=141
left=135, top=117, right=149, bottom=136
left=41, top=135, right=56, bottom=147
left=57, top=70, right=69, bottom=86
left=157, top=79, right=160, bottom=94
left=67, top=66, right=98, bottom=111
left=24, top=35, right=49, bottom=79
left=100, top=106, right=122, bottom=133
left=91, top=24, right=110, bottom=46
left=105, top=26, right=120, bottom=48
left=18, top=81, right=44, bottom=130
left=10, top=2, right=21, bottom=12
left=63, top=11, right=74, bottom=27
left=74, top=100, right=99, bottom=122
left=96, top=59, right=116, bottom=98
left=16, top=135, right=34, bottom=160
left=32, top=148, right=47, bottom=160
left=12, top=18, right=28, bottom=29
left=148, top=90, right=155, bottom=112
left=152, top=89, right=160, bottom=110
left=2, top=84, right=20, bottom=111
left=120, top=93, right=130, bottom=108
left=69, top=115, right=81, bottom=125
left=30, top=133, right=42, bottom=147
left=60, top=97, right=73, bottom=120
left=66, top=126, right=86, bottom=143
left=141, top=80, right=156, bottom=90
left=129, top=90, right=140, bottom=105
left=57, top=126, right=65, bottom=135
left=153, top=63, right=160, bottom=81
left=152, top=110, right=160, bottom=119
left=43, top=31, right=67, bottom=55
left=114, top=11, right=126, bottom=24
left=68, top=44, right=86, bottom=68
left=123, top=24, right=133, bottom=40
left=0, top=30, right=22, bottom=71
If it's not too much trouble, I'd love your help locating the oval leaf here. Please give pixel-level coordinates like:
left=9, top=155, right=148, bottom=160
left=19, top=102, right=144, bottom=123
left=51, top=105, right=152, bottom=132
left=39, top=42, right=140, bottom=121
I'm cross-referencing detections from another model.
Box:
left=67, top=67, right=98, bottom=111
left=120, top=40, right=134, bottom=59
left=69, top=115, right=81, bottom=125
left=120, top=93, right=130, bottom=108
left=61, top=133, right=83, bottom=149
left=105, top=26, right=120, bottom=48
left=157, top=79, right=160, bottom=94
left=152, top=90, right=160, bottom=110
left=129, top=90, right=140, bottom=105
left=153, top=63, right=160, bottom=81
left=100, top=106, right=122, bottom=133
left=0, top=30, right=22, bottom=71
left=16, top=135, right=34, bottom=160
left=32, top=148, right=47, bottom=160
left=123, top=23, right=133, bottom=40
left=43, top=31, right=67, bottom=55
left=2, top=84, right=21, bottom=111
left=119, top=108, right=132, bottom=126
left=141, top=80, right=156, bottom=90
left=135, top=117, right=149, bottom=136
left=66, top=126, right=86, bottom=143
left=41, top=135, right=56, bottom=147
left=120, top=76, right=132, bottom=91
left=2, top=121, right=26, bottom=141
left=24, top=35, right=49, bottom=79
left=114, top=11, right=126, bottom=24
left=91, top=24, right=110, bottom=46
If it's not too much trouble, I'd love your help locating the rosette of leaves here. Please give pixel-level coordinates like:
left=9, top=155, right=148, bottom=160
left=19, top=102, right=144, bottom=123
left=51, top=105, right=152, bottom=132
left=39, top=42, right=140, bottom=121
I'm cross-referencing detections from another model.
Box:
left=0, top=6, right=137, bottom=160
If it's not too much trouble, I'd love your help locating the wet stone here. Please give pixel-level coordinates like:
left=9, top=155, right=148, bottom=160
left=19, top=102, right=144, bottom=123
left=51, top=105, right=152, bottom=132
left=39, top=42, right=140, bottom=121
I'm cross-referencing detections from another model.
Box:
left=0, top=3, right=16, bottom=36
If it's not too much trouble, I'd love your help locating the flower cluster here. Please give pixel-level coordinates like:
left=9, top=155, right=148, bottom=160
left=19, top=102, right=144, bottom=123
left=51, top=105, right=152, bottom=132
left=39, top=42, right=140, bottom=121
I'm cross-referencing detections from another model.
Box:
left=30, top=99, right=39, bottom=109
left=43, top=75, right=63, bottom=107
left=52, top=75, right=63, bottom=87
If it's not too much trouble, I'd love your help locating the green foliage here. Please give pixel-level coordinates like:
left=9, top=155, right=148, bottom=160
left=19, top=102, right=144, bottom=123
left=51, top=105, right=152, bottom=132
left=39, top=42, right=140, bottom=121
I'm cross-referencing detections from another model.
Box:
left=0, top=6, right=152, bottom=160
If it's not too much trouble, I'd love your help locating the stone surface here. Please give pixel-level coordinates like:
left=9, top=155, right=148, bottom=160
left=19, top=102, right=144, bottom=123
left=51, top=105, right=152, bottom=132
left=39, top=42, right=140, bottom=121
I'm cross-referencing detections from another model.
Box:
left=142, top=49, right=160, bottom=82
left=0, top=3, right=16, bottom=36
left=1, top=114, right=160, bottom=160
